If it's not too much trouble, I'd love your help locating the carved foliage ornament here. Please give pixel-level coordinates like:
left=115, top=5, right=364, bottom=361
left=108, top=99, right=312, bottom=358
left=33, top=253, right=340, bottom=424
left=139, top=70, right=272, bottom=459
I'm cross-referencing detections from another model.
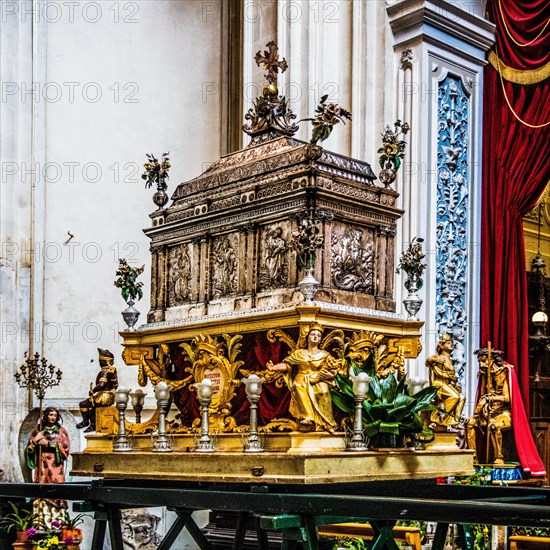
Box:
left=181, top=334, right=244, bottom=420
left=436, top=75, right=470, bottom=377
left=345, top=330, right=405, bottom=379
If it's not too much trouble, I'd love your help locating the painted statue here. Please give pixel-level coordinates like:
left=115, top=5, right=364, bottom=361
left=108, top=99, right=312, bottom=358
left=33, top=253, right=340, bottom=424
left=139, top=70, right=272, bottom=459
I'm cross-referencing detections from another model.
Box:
left=25, top=407, right=70, bottom=524
left=466, top=347, right=546, bottom=476
left=76, top=348, right=118, bottom=432
left=266, top=323, right=339, bottom=433
left=425, top=333, right=465, bottom=430
left=466, top=348, right=514, bottom=464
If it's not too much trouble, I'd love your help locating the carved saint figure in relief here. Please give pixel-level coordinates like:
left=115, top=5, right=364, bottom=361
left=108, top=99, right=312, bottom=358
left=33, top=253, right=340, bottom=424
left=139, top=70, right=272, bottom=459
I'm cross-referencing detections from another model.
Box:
left=331, top=227, right=374, bottom=292
left=211, top=237, right=238, bottom=299
left=266, top=323, right=339, bottom=434
left=425, top=333, right=465, bottom=430
left=466, top=348, right=512, bottom=465
left=259, top=226, right=288, bottom=289
left=169, top=246, right=191, bottom=305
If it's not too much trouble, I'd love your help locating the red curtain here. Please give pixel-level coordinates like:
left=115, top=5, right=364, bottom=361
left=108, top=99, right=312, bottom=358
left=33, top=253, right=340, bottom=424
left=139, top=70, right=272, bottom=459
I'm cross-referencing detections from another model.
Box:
left=481, top=0, right=550, bottom=408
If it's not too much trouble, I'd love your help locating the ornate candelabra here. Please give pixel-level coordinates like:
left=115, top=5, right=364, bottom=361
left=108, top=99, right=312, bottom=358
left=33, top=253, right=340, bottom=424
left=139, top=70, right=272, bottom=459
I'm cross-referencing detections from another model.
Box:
left=153, top=382, right=173, bottom=452
left=130, top=389, right=147, bottom=423
left=194, top=379, right=215, bottom=452
left=242, top=374, right=265, bottom=453
left=14, top=353, right=62, bottom=426
left=113, top=387, right=132, bottom=452
left=346, top=372, right=372, bottom=451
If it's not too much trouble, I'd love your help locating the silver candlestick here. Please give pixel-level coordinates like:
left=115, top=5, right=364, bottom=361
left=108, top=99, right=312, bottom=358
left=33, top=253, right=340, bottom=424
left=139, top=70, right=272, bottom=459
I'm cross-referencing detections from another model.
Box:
left=130, top=389, right=147, bottom=423
left=113, top=387, right=132, bottom=452
left=405, top=377, right=428, bottom=396
left=153, top=382, right=173, bottom=452
left=405, top=377, right=429, bottom=449
left=195, top=379, right=214, bottom=452
left=346, top=372, right=372, bottom=451
left=242, top=374, right=265, bottom=453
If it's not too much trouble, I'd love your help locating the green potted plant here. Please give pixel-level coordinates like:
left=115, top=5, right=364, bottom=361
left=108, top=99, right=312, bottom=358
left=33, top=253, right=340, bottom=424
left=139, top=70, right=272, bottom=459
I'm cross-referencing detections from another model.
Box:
left=114, top=258, right=145, bottom=331
left=1, top=501, right=36, bottom=542
left=61, top=513, right=89, bottom=545
left=331, top=355, right=439, bottom=448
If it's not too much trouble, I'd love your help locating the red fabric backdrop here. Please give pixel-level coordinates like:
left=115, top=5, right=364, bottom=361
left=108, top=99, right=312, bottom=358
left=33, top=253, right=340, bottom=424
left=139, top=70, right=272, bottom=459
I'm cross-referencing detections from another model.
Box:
left=481, top=0, right=550, bottom=409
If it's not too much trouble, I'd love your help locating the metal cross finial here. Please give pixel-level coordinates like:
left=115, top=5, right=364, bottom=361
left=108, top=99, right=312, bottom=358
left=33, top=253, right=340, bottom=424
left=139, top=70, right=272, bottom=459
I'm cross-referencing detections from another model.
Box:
left=254, top=41, right=288, bottom=84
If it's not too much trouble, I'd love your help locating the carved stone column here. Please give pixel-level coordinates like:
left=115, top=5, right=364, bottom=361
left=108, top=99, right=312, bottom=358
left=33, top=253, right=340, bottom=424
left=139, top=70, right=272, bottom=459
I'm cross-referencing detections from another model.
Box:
left=191, top=237, right=201, bottom=304
left=387, top=0, right=495, bottom=407
left=199, top=236, right=210, bottom=305
left=376, top=226, right=397, bottom=305
left=158, top=246, right=169, bottom=316
left=149, top=247, right=159, bottom=314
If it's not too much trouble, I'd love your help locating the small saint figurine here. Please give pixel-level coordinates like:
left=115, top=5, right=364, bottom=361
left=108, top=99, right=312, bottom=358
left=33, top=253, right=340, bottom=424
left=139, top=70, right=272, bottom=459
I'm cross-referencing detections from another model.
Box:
left=425, top=333, right=465, bottom=431
left=266, top=323, right=339, bottom=434
left=466, top=347, right=512, bottom=464
left=76, top=348, right=119, bottom=432
left=25, top=407, right=70, bottom=524
left=465, top=346, right=546, bottom=476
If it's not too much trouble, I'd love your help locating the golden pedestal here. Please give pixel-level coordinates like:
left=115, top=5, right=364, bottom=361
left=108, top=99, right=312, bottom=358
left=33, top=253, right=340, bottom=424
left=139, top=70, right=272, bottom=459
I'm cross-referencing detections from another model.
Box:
left=71, top=446, right=474, bottom=485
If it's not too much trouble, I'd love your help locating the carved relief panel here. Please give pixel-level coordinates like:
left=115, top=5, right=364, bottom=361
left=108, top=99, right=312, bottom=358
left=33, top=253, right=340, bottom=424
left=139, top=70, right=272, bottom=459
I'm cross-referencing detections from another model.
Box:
left=258, top=224, right=290, bottom=290
left=210, top=234, right=239, bottom=299
left=330, top=223, right=375, bottom=293
left=436, top=74, right=470, bottom=377
left=168, top=244, right=192, bottom=306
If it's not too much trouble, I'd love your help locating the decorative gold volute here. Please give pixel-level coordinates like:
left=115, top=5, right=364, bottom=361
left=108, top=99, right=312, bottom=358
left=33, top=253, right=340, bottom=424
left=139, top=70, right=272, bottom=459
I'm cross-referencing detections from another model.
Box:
left=180, top=334, right=244, bottom=417
left=138, top=344, right=192, bottom=391
left=344, top=330, right=408, bottom=379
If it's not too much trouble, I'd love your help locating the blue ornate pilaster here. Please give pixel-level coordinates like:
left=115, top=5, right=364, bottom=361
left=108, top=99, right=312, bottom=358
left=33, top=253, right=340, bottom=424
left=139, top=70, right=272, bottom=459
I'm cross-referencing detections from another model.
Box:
left=436, top=76, right=469, bottom=376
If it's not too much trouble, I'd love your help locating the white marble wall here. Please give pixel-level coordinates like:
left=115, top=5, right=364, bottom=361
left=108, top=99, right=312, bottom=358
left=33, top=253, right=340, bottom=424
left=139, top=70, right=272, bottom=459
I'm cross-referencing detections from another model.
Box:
left=1, top=0, right=221, bottom=547
left=39, top=0, right=222, bottom=408
left=0, top=1, right=34, bottom=482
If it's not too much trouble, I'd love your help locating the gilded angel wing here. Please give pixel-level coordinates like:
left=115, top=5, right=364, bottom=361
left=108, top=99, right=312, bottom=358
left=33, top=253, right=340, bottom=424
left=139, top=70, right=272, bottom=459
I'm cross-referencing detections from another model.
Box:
left=320, top=329, right=345, bottom=357
left=267, top=328, right=296, bottom=351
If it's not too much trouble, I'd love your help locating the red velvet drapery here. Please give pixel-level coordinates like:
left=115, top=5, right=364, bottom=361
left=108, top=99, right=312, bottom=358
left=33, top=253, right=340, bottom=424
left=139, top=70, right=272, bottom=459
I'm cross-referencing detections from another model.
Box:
left=481, top=0, right=550, bottom=409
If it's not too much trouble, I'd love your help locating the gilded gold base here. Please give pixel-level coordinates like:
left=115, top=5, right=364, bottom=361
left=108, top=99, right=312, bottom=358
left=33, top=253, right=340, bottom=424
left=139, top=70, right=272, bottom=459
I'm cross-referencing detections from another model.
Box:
left=71, top=447, right=474, bottom=484
left=426, top=431, right=460, bottom=450
left=74, top=430, right=474, bottom=484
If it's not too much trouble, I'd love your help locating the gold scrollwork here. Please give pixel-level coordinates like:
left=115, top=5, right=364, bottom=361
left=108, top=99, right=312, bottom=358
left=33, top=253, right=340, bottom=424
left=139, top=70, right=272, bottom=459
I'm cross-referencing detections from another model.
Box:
left=267, top=328, right=297, bottom=350
left=180, top=334, right=245, bottom=428
left=125, top=409, right=162, bottom=435
left=140, top=343, right=192, bottom=391
left=345, top=330, right=406, bottom=378
left=387, top=337, right=423, bottom=358
left=240, top=368, right=285, bottom=388
left=263, top=418, right=297, bottom=432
